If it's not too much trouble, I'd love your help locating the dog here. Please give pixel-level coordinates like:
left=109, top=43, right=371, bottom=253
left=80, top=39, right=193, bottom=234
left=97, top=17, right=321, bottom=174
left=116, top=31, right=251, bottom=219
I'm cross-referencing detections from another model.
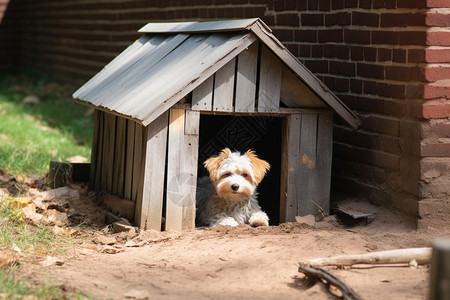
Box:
left=196, top=148, right=270, bottom=227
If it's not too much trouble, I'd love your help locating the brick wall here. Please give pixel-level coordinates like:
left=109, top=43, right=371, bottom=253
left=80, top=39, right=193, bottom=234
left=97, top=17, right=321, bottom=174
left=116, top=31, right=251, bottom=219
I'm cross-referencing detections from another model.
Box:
left=0, top=0, right=449, bottom=226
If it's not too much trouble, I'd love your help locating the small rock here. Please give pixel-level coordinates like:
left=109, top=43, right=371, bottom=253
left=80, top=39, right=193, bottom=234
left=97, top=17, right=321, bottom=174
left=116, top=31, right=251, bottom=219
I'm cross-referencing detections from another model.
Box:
left=124, top=289, right=150, bottom=299
left=40, top=256, right=64, bottom=267
left=93, top=235, right=117, bottom=245
left=112, top=220, right=134, bottom=233
left=46, top=209, right=69, bottom=226
left=295, top=215, right=316, bottom=227
left=22, top=95, right=40, bottom=105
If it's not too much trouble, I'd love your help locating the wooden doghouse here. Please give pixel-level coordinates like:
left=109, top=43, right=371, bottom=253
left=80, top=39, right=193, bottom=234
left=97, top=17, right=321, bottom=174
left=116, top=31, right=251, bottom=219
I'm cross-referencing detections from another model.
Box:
left=73, top=18, right=359, bottom=231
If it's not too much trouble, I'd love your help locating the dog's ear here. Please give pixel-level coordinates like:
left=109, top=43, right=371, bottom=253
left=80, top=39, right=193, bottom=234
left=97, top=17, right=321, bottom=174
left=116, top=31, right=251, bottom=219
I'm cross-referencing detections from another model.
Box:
left=204, top=148, right=231, bottom=181
left=245, top=150, right=270, bottom=185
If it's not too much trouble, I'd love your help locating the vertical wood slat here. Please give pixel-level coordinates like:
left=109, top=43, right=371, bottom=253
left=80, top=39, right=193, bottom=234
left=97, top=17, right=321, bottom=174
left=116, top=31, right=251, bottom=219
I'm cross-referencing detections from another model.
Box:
left=95, top=111, right=105, bottom=192
left=124, top=120, right=136, bottom=200
left=101, top=114, right=116, bottom=193
left=315, top=114, right=333, bottom=214
left=139, top=111, right=169, bottom=230
left=280, top=114, right=302, bottom=222
left=89, top=110, right=100, bottom=191
left=166, top=108, right=199, bottom=231
left=113, top=117, right=126, bottom=197
left=134, top=125, right=147, bottom=226
left=298, top=114, right=318, bottom=216
left=132, top=123, right=143, bottom=202
left=191, top=75, right=213, bottom=111
left=213, top=58, right=235, bottom=112
left=235, top=42, right=258, bottom=112
left=258, top=45, right=281, bottom=112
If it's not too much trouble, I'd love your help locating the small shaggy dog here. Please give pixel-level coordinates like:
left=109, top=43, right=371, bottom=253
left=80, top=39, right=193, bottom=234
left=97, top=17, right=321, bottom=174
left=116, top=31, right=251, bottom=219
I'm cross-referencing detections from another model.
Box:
left=196, top=148, right=270, bottom=227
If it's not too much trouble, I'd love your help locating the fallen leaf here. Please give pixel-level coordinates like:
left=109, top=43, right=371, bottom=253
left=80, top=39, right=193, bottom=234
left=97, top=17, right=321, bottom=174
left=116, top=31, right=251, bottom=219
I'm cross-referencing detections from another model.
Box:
left=40, top=256, right=64, bottom=267
left=22, top=95, right=40, bottom=105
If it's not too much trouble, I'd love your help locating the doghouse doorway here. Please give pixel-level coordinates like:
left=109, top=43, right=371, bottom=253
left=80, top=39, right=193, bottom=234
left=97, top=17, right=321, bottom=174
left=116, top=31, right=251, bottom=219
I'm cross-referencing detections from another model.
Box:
left=198, top=114, right=282, bottom=225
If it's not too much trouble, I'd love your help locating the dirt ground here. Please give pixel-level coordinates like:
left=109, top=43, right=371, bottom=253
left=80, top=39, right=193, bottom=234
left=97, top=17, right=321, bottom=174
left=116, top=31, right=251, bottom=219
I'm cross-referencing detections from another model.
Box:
left=3, top=180, right=450, bottom=300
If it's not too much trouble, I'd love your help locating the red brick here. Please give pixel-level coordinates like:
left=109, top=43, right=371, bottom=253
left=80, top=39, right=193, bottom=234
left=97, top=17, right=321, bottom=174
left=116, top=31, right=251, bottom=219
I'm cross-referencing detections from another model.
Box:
left=385, top=65, right=420, bottom=81
left=319, top=0, right=331, bottom=11
left=427, top=31, right=450, bottom=46
left=363, top=80, right=378, bottom=95
left=276, top=13, right=300, bottom=26
left=408, top=49, right=426, bottom=63
left=318, top=29, right=343, bottom=43
left=335, top=77, right=349, bottom=92
left=424, top=80, right=450, bottom=99
left=373, top=0, right=396, bottom=8
left=359, top=0, right=372, bottom=8
left=336, top=45, right=350, bottom=59
left=433, top=123, right=450, bottom=138
left=425, top=48, right=450, bottom=63
left=377, top=48, right=392, bottom=62
left=294, top=29, right=317, bottom=43
left=381, top=13, right=425, bottom=27
left=421, top=143, right=450, bottom=157
left=350, top=79, right=363, bottom=93
left=344, top=29, right=371, bottom=44
left=345, top=0, right=358, bottom=8
left=332, top=0, right=344, bottom=9
left=308, top=0, right=320, bottom=10
left=399, top=31, right=427, bottom=45
left=423, top=66, right=450, bottom=82
left=311, top=45, right=324, bottom=57
left=352, top=12, right=379, bottom=27
left=361, top=115, right=399, bottom=136
left=372, top=30, right=398, bottom=45
left=427, top=0, right=450, bottom=8
left=426, top=13, right=450, bottom=27
left=397, top=0, right=427, bottom=8
left=377, top=82, right=406, bottom=99
left=330, top=61, right=355, bottom=76
left=325, top=12, right=351, bottom=26
left=301, top=13, right=324, bottom=26
left=393, top=49, right=407, bottom=63
left=304, top=59, right=329, bottom=73
left=299, top=44, right=311, bottom=57
left=357, top=63, right=384, bottom=79
left=350, top=46, right=364, bottom=60
left=422, top=100, right=450, bottom=118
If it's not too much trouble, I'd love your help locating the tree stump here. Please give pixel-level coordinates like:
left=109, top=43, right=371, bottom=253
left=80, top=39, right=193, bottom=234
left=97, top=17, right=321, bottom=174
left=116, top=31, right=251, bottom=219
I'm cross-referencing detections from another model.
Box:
left=47, top=161, right=72, bottom=189
left=429, top=239, right=450, bottom=300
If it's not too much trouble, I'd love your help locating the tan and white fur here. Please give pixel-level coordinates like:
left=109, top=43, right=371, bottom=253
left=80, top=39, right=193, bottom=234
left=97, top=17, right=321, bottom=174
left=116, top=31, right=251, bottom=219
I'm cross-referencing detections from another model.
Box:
left=196, top=148, right=270, bottom=227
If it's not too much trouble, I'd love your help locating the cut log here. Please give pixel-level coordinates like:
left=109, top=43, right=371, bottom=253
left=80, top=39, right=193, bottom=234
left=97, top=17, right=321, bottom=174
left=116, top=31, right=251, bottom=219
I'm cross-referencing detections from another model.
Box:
left=47, top=161, right=72, bottom=188
left=305, top=247, right=432, bottom=267
left=429, top=239, right=450, bottom=300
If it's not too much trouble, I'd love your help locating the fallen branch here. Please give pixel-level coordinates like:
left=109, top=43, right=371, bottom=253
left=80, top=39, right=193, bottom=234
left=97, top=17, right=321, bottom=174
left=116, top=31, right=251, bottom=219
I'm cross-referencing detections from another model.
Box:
left=305, top=247, right=432, bottom=267
left=298, top=263, right=362, bottom=300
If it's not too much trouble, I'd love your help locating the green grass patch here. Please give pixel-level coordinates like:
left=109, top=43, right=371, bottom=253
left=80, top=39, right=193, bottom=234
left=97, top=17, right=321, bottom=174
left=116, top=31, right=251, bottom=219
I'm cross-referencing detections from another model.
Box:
left=0, top=266, right=63, bottom=300
left=0, top=74, right=92, bottom=176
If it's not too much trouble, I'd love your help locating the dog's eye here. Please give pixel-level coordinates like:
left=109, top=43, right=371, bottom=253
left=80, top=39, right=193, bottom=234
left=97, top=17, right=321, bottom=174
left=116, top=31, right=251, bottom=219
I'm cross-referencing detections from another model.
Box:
left=224, top=173, right=231, bottom=177
left=242, top=173, right=248, bottom=178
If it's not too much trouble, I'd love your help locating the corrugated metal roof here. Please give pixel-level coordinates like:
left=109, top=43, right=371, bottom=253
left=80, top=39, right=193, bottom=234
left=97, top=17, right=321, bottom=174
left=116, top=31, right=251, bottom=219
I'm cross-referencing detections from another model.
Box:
left=73, top=18, right=360, bottom=129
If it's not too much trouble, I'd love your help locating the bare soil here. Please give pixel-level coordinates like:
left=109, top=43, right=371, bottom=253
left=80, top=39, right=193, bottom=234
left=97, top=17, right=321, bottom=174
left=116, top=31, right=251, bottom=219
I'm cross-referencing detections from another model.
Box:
left=4, top=181, right=450, bottom=300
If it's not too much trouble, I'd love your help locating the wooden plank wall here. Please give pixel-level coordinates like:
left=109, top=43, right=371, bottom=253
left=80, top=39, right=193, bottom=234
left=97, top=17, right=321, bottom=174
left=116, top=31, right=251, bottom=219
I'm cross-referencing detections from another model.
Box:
left=192, top=41, right=285, bottom=114
left=89, top=109, right=146, bottom=204
left=280, top=113, right=333, bottom=222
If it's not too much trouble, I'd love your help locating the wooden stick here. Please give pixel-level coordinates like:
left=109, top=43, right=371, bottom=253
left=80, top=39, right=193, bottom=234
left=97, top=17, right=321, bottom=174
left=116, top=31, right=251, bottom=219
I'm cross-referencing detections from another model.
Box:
left=305, top=247, right=432, bottom=267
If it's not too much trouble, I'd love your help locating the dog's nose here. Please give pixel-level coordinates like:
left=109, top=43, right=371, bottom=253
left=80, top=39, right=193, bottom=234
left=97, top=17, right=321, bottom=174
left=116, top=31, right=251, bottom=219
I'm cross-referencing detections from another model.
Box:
left=231, top=184, right=240, bottom=191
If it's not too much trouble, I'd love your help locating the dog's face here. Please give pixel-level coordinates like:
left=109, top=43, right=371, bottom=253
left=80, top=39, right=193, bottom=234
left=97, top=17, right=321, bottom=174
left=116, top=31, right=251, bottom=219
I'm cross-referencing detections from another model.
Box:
left=204, top=148, right=270, bottom=201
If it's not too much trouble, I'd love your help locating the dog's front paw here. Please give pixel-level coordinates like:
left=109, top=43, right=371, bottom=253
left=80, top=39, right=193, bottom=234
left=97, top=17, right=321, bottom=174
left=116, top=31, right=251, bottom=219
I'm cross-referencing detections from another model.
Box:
left=249, top=211, right=269, bottom=227
left=217, top=217, right=239, bottom=227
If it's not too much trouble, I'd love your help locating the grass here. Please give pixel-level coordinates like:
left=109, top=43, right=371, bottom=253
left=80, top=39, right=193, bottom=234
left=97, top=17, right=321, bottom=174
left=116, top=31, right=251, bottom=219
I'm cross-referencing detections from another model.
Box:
left=0, top=74, right=92, bottom=176
left=0, top=73, right=94, bottom=299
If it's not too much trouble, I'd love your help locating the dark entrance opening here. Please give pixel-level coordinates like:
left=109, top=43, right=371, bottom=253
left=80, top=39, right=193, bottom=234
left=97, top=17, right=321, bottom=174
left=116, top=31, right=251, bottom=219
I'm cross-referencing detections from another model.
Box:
left=197, top=114, right=282, bottom=225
